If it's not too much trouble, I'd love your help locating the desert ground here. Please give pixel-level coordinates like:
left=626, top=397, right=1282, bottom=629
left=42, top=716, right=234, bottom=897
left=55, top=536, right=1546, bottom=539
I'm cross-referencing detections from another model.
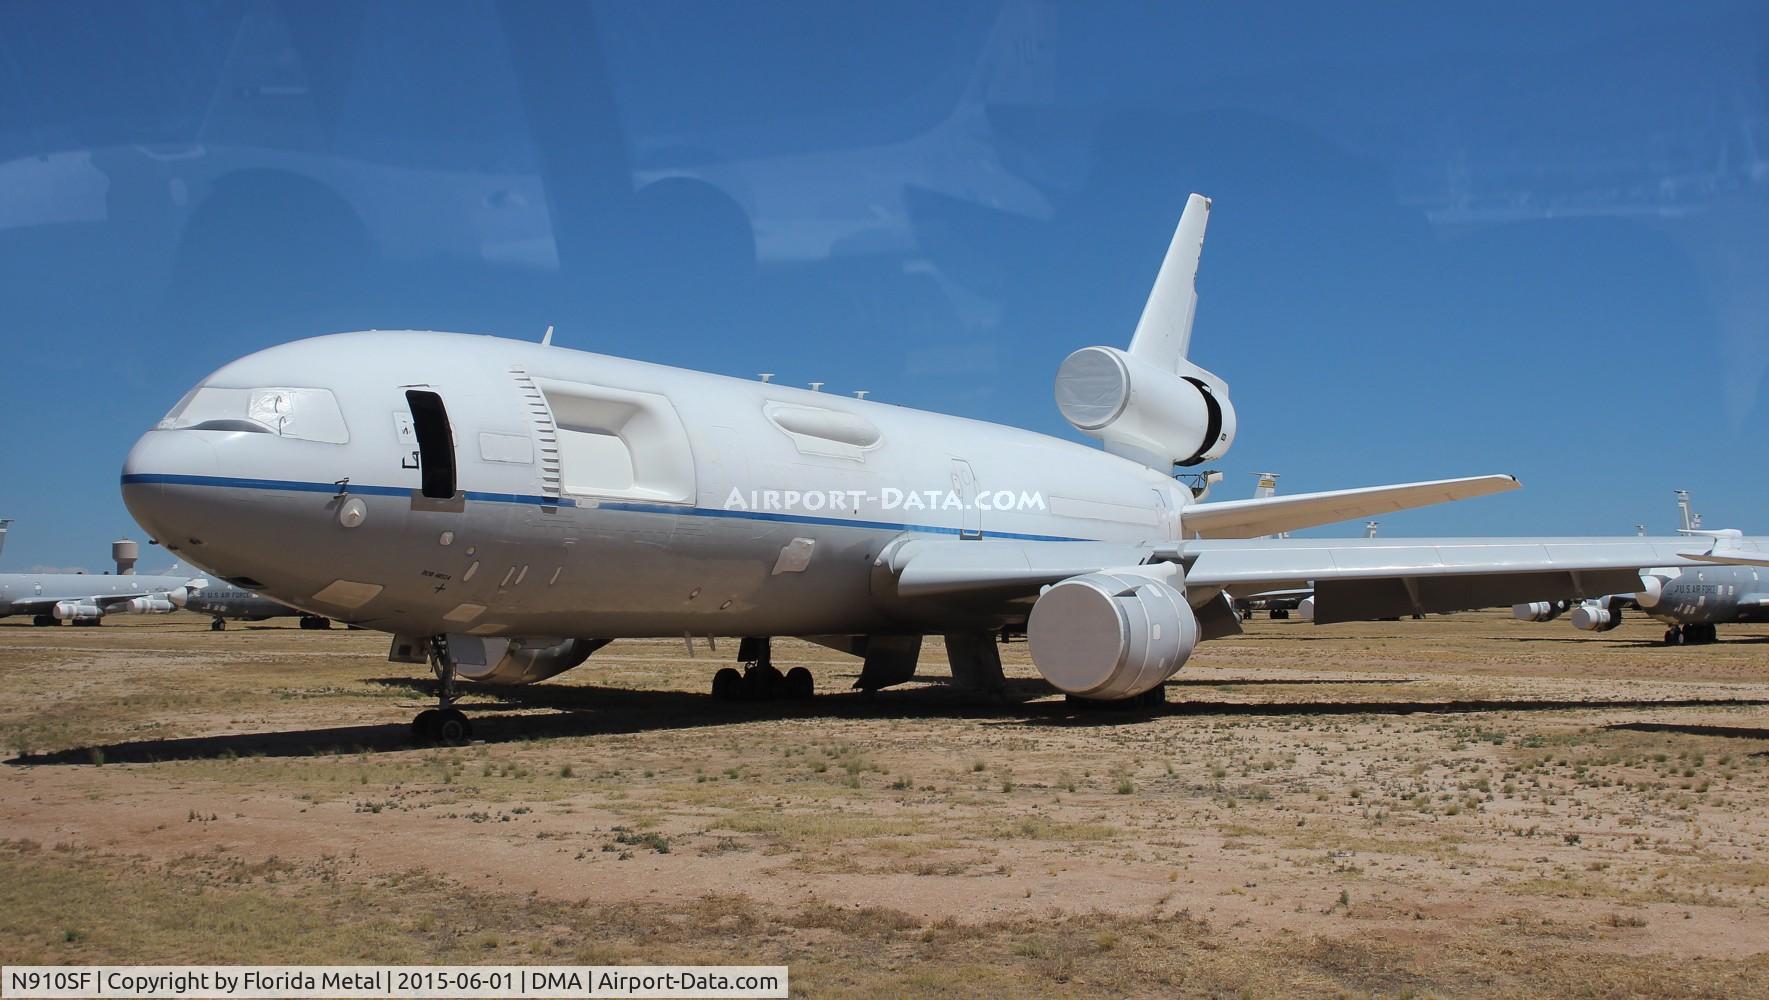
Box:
left=1, top=610, right=1767, bottom=997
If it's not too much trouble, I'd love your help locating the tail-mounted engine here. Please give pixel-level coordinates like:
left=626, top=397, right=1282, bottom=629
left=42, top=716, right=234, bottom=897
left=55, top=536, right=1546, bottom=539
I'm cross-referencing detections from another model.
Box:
left=1026, top=570, right=1200, bottom=699
left=1055, top=346, right=1236, bottom=469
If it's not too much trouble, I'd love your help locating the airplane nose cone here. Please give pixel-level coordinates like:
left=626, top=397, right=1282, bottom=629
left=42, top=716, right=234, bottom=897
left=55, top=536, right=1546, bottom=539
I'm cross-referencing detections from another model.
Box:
left=121, top=429, right=219, bottom=545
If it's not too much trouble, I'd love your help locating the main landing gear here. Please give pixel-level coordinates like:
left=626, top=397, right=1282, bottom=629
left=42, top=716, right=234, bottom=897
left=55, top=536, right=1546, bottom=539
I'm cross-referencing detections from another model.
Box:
left=712, top=637, right=814, bottom=702
left=298, top=615, right=332, bottom=630
left=1665, top=623, right=1719, bottom=645
left=211, top=617, right=227, bottom=631
left=31, top=614, right=56, bottom=627
left=412, top=634, right=473, bottom=743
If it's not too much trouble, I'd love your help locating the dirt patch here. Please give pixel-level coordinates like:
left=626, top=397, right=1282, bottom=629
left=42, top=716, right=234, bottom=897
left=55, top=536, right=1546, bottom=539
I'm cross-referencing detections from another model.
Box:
left=2, top=611, right=1767, bottom=994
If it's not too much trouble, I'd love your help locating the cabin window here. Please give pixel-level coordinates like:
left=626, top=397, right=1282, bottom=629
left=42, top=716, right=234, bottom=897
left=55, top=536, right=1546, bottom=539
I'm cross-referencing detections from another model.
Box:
left=405, top=389, right=457, bottom=499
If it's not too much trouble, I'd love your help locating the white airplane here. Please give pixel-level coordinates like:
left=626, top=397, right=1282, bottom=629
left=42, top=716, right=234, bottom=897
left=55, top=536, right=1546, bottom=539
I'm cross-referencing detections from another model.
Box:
left=0, top=571, right=205, bottom=626
left=1512, top=493, right=1768, bottom=645
left=118, top=194, right=1767, bottom=742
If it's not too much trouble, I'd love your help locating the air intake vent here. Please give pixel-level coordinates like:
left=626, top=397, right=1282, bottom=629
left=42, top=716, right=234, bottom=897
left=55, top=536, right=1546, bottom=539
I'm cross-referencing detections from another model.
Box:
left=510, top=367, right=561, bottom=501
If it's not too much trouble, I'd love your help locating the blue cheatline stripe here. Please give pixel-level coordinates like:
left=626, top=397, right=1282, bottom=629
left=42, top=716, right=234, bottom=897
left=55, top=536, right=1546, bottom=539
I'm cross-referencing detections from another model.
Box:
left=120, top=473, right=1094, bottom=543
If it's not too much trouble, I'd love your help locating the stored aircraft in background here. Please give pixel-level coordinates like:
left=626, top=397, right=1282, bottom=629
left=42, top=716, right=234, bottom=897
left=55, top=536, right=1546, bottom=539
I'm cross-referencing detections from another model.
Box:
left=119, top=194, right=1767, bottom=742
left=1513, top=492, right=1766, bottom=644
left=0, top=525, right=207, bottom=626
left=0, top=573, right=205, bottom=626
left=179, top=583, right=331, bottom=631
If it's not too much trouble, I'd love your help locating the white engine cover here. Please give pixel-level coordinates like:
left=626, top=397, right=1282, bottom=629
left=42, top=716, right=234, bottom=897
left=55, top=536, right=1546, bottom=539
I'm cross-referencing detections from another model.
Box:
left=1512, top=600, right=1567, bottom=623
left=1054, top=345, right=1235, bottom=469
left=53, top=601, right=102, bottom=621
left=1027, top=572, right=1199, bottom=700
left=1634, top=574, right=1669, bottom=609
left=126, top=595, right=177, bottom=615
left=1570, top=601, right=1620, bottom=632
left=447, top=634, right=601, bottom=685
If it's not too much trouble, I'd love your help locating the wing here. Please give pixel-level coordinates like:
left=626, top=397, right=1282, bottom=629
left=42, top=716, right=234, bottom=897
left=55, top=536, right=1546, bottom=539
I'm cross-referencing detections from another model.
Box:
left=1181, top=475, right=1519, bottom=538
left=8, top=591, right=157, bottom=613
left=4, top=575, right=208, bottom=614
left=880, top=534, right=1769, bottom=624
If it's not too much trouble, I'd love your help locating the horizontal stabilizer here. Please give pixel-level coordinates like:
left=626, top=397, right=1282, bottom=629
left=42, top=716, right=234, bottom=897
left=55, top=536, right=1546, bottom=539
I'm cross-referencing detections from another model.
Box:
left=1182, top=474, right=1520, bottom=539
left=1681, top=550, right=1769, bottom=568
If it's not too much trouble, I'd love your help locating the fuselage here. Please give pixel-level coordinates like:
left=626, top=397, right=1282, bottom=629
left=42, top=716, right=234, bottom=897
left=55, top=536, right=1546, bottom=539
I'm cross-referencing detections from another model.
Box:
left=181, top=585, right=297, bottom=622
left=1639, top=563, right=1769, bottom=626
left=122, top=331, right=1190, bottom=641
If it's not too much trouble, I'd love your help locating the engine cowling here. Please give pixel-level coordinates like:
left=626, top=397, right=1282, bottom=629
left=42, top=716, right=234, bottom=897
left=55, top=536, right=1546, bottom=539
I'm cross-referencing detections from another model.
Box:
left=52, top=601, right=102, bottom=621
left=1027, top=572, right=1199, bottom=700
left=1571, top=600, right=1622, bottom=632
left=447, top=635, right=606, bottom=685
left=1512, top=600, right=1568, bottom=623
left=1054, top=346, right=1235, bottom=468
left=1634, top=574, right=1671, bottom=609
left=126, top=595, right=177, bottom=615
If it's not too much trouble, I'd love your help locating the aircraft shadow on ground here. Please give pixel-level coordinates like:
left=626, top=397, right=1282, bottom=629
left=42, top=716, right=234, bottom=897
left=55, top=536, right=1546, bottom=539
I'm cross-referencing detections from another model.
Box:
left=1486, top=634, right=1769, bottom=648
left=1607, top=721, right=1769, bottom=741
left=9, top=677, right=1768, bottom=766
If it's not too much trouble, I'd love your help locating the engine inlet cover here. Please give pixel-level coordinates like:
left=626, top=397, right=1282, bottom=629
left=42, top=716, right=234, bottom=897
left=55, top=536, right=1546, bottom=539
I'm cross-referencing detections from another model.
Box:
left=1028, top=572, right=1199, bottom=700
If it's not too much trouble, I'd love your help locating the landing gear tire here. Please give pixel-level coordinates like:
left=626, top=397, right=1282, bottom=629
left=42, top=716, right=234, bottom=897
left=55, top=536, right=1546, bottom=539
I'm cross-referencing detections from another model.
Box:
left=32, top=615, right=56, bottom=627
left=299, top=615, right=331, bottom=630
left=1665, top=627, right=1683, bottom=646
left=433, top=708, right=472, bottom=743
left=711, top=667, right=744, bottom=701
left=784, top=666, right=814, bottom=700
left=211, top=618, right=227, bottom=632
left=744, top=663, right=783, bottom=700
left=412, top=709, right=440, bottom=740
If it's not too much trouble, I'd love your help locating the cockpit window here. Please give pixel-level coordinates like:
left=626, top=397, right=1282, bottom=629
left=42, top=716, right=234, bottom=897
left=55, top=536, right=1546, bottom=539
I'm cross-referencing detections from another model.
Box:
left=158, top=386, right=349, bottom=444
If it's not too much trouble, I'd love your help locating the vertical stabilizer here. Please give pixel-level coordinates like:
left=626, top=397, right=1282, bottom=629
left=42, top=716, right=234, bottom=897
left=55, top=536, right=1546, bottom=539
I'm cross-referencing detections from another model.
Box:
left=0, top=518, right=9, bottom=562
left=1127, top=193, right=1211, bottom=368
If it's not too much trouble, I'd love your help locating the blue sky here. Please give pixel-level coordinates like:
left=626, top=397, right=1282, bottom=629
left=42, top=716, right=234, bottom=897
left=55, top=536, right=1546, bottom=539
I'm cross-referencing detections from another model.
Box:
left=2, top=1, right=1766, bottom=571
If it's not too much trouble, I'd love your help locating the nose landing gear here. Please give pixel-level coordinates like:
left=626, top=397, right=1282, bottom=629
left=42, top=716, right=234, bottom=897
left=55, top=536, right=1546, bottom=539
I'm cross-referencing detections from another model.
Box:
left=412, top=634, right=473, bottom=743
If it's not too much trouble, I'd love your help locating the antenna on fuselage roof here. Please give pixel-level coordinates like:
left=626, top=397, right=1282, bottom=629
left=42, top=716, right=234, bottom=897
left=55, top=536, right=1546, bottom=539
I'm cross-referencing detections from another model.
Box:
left=541, top=325, right=555, bottom=347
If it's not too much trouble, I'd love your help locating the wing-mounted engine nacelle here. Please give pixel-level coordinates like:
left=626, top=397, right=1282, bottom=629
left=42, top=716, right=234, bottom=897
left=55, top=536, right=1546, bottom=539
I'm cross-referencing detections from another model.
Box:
left=1570, top=598, right=1623, bottom=632
left=52, top=601, right=102, bottom=621
left=126, top=595, right=177, bottom=615
left=1512, top=600, right=1569, bottom=623
left=1055, top=346, right=1236, bottom=469
left=1027, top=570, right=1199, bottom=700
left=448, top=634, right=606, bottom=685
left=1633, top=573, right=1673, bottom=609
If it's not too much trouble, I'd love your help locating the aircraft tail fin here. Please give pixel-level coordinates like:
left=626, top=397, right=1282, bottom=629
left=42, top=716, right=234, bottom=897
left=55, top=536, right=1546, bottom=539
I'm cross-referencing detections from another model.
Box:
left=1127, top=193, right=1211, bottom=368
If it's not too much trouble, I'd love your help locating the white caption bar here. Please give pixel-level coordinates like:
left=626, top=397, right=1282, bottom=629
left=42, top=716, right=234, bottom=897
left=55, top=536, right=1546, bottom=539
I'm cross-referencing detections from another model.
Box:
left=1, top=967, right=788, bottom=999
